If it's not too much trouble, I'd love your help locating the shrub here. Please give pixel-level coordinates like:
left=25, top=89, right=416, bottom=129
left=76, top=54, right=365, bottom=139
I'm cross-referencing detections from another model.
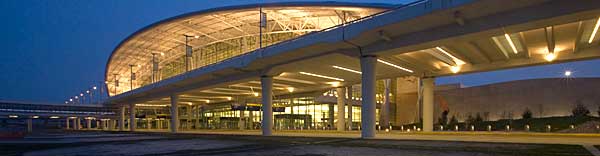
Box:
left=522, top=108, right=533, bottom=119
left=572, top=100, right=590, bottom=117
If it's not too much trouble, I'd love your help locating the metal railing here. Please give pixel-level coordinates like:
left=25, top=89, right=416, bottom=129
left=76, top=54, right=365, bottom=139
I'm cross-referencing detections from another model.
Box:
left=121, top=0, right=431, bottom=95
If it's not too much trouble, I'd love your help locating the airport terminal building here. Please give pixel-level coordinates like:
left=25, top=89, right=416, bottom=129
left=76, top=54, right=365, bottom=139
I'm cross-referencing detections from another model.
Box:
left=95, top=0, right=600, bottom=138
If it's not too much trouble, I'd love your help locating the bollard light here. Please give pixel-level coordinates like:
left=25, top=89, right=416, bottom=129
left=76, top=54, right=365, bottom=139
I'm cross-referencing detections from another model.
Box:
left=505, top=125, right=511, bottom=131
left=525, top=125, right=530, bottom=132
left=470, top=125, right=475, bottom=131
left=385, top=129, right=390, bottom=132
left=417, top=128, right=421, bottom=131
left=487, top=125, right=492, bottom=131
left=440, top=125, right=444, bottom=131
left=546, top=125, right=552, bottom=132
left=454, top=125, right=459, bottom=131
left=401, top=125, right=404, bottom=131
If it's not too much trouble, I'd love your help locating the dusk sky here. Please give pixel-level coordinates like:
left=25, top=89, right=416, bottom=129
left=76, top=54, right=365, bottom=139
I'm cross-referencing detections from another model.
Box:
left=1, top=0, right=599, bottom=103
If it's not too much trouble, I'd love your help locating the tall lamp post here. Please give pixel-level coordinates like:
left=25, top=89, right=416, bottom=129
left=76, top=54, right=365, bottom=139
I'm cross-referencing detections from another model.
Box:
left=80, top=93, right=85, bottom=104
left=86, top=90, right=91, bottom=104
left=183, top=35, right=199, bottom=72
left=92, top=86, right=97, bottom=104
left=129, top=64, right=141, bottom=91
left=151, top=52, right=164, bottom=83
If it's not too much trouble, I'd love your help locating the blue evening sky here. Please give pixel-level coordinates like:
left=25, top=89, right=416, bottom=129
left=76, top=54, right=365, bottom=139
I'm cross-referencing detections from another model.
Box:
left=0, top=0, right=598, bottom=103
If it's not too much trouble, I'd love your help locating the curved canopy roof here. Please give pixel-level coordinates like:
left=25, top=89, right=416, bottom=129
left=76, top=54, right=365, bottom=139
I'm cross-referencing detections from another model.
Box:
left=105, top=2, right=392, bottom=96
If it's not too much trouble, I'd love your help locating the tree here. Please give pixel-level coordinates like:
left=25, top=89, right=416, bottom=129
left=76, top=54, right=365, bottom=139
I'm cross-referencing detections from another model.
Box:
left=572, top=100, right=590, bottom=117
left=466, top=114, right=474, bottom=125
left=438, top=110, right=450, bottom=126
left=522, top=107, right=533, bottom=119
left=475, top=112, right=483, bottom=123
left=449, top=115, right=459, bottom=126
left=597, top=105, right=600, bottom=117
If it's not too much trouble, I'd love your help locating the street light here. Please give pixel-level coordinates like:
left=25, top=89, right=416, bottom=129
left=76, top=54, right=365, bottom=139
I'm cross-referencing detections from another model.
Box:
left=564, top=70, right=572, bottom=77
left=86, top=90, right=92, bottom=104
left=80, top=93, right=85, bottom=104
left=129, top=64, right=140, bottom=91
left=183, top=34, right=199, bottom=72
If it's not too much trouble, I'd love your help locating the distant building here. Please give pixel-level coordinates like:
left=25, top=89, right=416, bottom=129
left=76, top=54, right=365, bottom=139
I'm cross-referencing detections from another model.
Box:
left=395, top=78, right=600, bottom=125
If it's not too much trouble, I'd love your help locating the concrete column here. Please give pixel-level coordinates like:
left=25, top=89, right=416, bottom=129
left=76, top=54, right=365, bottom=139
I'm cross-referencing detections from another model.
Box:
left=170, top=94, right=179, bottom=133
left=238, top=110, right=245, bottom=130
left=360, top=55, right=377, bottom=138
left=347, top=86, right=353, bottom=130
left=195, top=106, right=200, bottom=130
left=261, top=76, right=273, bottom=136
left=187, top=106, right=192, bottom=130
left=248, top=109, right=254, bottom=130
left=75, top=118, right=81, bottom=130
left=422, top=78, right=434, bottom=132
left=129, top=103, right=136, bottom=132
left=86, top=119, right=91, bottom=129
left=336, top=87, right=346, bottom=131
left=381, top=79, right=391, bottom=128
left=109, top=119, right=114, bottom=130
left=328, top=104, right=334, bottom=130
left=99, top=120, right=104, bottom=130
left=158, top=119, right=162, bottom=129
left=65, top=118, right=70, bottom=129
left=119, top=106, right=125, bottom=131
left=27, top=118, right=33, bottom=133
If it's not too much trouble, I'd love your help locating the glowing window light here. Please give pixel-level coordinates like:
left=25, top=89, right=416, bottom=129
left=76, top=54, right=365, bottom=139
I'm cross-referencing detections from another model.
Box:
left=377, top=59, right=413, bottom=73
left=504, top=33, right=519, bottom=54
left=332, top=66, right=362, bottom=74
left=299, top=72, right=344, bottom=81
left=589, top=17, right=600, bottom=43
